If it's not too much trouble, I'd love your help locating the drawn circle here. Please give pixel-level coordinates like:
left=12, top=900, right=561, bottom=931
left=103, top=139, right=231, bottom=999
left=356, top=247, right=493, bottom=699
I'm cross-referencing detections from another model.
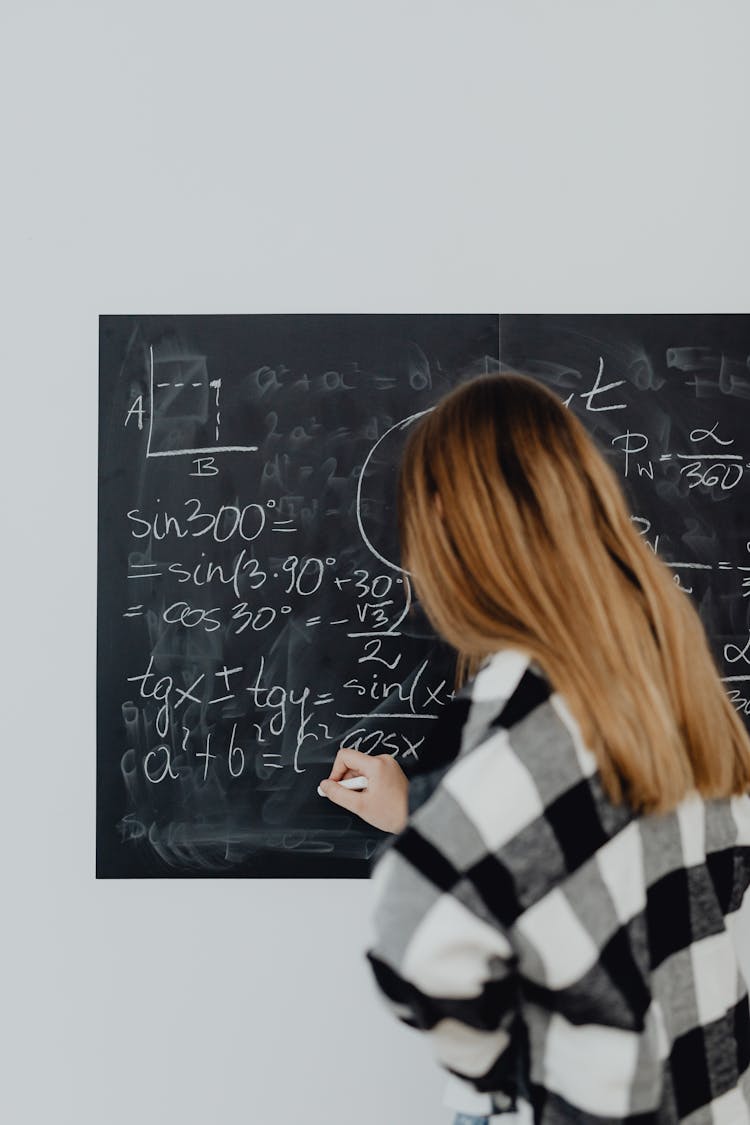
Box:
left=266, top=499, right=276, bottom=508
left=355, top=410, right=432, bottom=574
left=325, top=557, right=335, bottom=565
left=281, top=605, right=292, bottom=614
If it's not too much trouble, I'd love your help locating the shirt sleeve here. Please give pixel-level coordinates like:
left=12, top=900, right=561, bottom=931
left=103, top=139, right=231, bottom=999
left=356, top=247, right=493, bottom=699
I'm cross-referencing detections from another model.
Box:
left=364, top=802, right=527, bottom=1110
left=367, top=762, right=459, bottom=869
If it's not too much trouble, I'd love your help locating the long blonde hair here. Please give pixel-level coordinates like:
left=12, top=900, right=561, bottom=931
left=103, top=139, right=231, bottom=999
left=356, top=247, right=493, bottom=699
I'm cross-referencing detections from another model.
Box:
left=397, top=372, right=750, bottom=814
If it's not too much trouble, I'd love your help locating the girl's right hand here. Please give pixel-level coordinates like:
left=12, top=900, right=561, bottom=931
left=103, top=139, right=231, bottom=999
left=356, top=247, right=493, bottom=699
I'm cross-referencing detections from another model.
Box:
left=319, top=747, right=409, bottom=835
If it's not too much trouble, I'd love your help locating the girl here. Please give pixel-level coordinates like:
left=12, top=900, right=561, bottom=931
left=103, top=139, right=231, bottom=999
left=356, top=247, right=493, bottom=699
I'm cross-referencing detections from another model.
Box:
left=319, top=372, right=750, bottom=1123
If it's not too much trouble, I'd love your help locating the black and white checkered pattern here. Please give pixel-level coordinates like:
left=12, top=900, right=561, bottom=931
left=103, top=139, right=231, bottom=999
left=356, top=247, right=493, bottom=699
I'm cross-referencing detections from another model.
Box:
left=365, top=649, right=750, bottom=1122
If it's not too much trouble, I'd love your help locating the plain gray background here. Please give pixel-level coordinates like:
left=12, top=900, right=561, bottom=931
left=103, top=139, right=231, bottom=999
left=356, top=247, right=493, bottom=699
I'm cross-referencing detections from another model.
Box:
left=3, top=2, right=749, bottom=1123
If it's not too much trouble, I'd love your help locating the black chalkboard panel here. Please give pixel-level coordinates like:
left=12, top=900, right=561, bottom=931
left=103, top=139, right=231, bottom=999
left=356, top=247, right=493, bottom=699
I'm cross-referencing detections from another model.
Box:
left=97, top=313, right=750, bottom=878
left=97, top=314, right=499, bottom=877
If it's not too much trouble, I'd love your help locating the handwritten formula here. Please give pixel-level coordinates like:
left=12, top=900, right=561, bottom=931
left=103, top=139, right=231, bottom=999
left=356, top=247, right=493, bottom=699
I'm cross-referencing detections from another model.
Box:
left=97, top=314, right=750, bottom=877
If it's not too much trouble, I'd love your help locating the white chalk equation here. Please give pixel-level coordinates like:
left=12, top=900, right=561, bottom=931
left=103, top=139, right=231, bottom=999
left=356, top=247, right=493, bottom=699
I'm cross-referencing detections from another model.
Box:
left=612, top=420, right=749, bottom=490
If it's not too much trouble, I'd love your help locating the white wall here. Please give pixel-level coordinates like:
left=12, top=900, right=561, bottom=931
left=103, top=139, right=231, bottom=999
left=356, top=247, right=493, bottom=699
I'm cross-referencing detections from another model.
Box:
left=4, top=2, right=749, bottom=1123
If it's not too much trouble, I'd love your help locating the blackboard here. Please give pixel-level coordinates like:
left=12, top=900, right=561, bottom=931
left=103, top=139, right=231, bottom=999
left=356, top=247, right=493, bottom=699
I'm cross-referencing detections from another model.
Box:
left=97, top=313, right=750, bottom=878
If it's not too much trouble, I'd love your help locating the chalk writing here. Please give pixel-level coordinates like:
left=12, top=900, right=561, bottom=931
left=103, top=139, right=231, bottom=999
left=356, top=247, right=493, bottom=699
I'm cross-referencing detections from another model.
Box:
left=98, top=314, right=750, bottom=877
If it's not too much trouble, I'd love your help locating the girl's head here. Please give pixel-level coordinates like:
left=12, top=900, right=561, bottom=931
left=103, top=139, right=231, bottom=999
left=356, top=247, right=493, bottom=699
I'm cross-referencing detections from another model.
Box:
left=397, top=372, right=750, bottom=813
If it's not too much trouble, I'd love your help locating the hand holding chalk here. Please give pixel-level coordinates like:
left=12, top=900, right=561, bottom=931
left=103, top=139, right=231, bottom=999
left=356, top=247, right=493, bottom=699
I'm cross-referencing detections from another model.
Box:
left=317, top=747, right=408, bottom=835
left=317, top=775, right=368, bottom=797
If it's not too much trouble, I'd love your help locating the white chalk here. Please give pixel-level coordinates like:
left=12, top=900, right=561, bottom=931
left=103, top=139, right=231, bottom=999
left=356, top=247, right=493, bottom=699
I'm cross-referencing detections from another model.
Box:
left=338, top=775, right=368, bottom=790
left=317, top=775, right=369, bottom=797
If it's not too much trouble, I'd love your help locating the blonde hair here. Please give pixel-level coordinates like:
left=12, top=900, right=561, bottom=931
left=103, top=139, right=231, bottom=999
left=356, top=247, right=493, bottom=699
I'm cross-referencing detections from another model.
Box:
left=397, top=372, right=750, bottom=814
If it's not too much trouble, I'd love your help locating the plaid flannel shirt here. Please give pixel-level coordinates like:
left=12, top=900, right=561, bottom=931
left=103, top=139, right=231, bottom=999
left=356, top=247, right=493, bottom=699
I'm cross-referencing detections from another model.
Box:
left=365, top=648, right=750, bottom=1123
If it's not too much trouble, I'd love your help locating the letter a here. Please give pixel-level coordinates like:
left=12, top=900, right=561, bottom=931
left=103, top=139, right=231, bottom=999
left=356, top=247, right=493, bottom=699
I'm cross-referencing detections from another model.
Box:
left=125, top=395, right=145, bottom=429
